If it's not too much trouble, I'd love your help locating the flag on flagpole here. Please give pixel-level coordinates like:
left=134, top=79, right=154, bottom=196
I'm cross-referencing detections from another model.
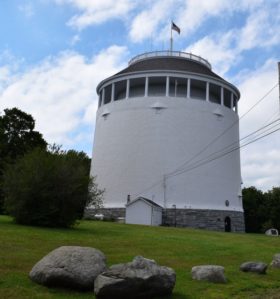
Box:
left=171, top=22, right=180, bottom=34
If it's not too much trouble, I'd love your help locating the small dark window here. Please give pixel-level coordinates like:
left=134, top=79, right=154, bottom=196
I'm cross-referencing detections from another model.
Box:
left=224, top=89, right=231, bottom=108
left=104, top=85, right=112, bottom=104
left=190, top=79, right=206, bottom=100
left=225, top=216, right=231, bottom=232
left=148, top=77, right=166, bottom=96
left=98, top=93, right=102, bottom=107
left=209, top=83, right=221, bottom=104
left=169, top=77, right=188, bottom=97
left=130, top=77, right=145, bottom=98
left=115, top=80, right=126, bottom=101
left=233, top=94, right=238, bottom=111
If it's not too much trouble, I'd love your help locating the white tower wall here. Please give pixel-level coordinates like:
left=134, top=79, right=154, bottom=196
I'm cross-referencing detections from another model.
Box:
left=92, top=97, right=242, bottom=211
left=89, top=52, right=244, bottom=231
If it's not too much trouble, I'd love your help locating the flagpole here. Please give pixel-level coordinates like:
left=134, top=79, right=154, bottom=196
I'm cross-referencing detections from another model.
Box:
left=170, top=21, right=173, bottom=53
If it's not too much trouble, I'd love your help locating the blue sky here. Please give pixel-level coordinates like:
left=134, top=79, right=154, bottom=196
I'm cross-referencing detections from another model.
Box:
left=0, top=0, right=279, bottom=190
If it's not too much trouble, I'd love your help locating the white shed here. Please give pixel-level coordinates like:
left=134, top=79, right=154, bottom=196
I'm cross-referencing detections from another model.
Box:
left=125, top=197, right=162, bottom=226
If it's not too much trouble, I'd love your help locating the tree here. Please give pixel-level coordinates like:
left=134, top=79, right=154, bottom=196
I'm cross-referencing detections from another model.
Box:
left=0, top=108, right=47, bottom=213
left=0, top=108, right=47, bottom=160
left=242, top=186, right=267, bottom=233
left=263, top=187, right=280, bottom=231
left=3, top=147, right=103, bottom=227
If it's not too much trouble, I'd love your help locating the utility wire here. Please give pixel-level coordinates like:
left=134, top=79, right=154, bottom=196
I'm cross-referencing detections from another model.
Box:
left=166, top=83, right=279, bottom=177
left=133, top=122, right=280, bottom=198
left=169, top=126, right=280, bottom=178
left=133, top=83, right=279, bottom=198
left=133, top=179, right=163, bottom=199
left=166, top=117, right=280, bottom=178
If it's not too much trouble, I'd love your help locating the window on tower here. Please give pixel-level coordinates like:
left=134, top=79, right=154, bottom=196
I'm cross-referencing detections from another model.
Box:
left=104, top=85, right=112, bottom=104
left=130, top=77, right=145, bottom=98
left=233, top=94, right=238, bottom=112
left=114, top=80, right=126, bottom=101
left=224, top=88, right=232, bottom=108
left=169, top=77, right=188, bottom=97
left=98, top=93, right=102, bottom=107
left=148, top=77, right=166, bottom=96
left=209, top=83, right=221, bottom=104
left=190, top=79, right=206, bottom=100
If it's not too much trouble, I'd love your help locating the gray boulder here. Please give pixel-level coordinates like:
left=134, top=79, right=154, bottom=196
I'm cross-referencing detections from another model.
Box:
left=94, top=256, right=176, bottom=299
left=29, top=246, right=106, bottom=290
left=240, top=261, right=267, bottom=274
left=271, top=254, right=280, bottom=268
left=191, top=265, right=226, bottom=283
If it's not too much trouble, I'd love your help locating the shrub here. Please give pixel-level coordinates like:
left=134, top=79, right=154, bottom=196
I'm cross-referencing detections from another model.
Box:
left=3, top=147, right=103, bottom=227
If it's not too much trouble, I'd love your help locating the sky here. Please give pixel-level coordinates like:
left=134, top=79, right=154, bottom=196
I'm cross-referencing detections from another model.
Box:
left=0, top=0, right=279, bottom=191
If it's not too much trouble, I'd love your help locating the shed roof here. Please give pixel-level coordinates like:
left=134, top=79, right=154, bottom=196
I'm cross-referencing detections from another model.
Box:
left=126, top=197, right=163, bottom=209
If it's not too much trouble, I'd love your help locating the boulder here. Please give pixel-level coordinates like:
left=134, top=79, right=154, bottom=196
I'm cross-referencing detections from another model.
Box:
left=191, top=265, right=226, bottom=283
left=240, top=261, right=267, bottom=274
left=271, top=254, right=280, bottom=268
left=29, top=246, right=106, bottom=290
left=94, top=256, right=176, bottom=299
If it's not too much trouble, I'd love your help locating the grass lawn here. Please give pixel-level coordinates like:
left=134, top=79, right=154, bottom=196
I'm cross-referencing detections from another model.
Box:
left=1, top=215, right=280, bottom=299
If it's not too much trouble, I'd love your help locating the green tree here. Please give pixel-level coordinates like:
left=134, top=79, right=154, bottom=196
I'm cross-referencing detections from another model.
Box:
left=0, top=108, right=47, bottom=213
left=264, top=187, right=280, bottom=231
left=0, top=108, right=47, bottom=160
left=3, top=147, right=103, bottom=227
left=242, top=186, right=267, bottom=233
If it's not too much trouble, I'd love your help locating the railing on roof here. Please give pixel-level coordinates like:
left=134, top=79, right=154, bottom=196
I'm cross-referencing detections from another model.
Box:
left=128, top=51, right=212, bottom=70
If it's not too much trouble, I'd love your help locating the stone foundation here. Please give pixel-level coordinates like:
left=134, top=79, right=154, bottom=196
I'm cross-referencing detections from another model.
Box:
left=163, top=209, right=245, bottom=232
left=84, top=207, right=245, bottom=232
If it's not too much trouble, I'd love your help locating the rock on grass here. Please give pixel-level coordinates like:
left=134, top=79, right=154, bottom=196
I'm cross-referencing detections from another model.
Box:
left=191, top=265, right=227, bottom=283
left=29, top=246, right=106, bottom=290
left=94, top=256, right=176, bottom=299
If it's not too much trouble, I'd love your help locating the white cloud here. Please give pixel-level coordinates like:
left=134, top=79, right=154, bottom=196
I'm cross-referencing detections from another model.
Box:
left=129, top=0, right=174, bottom=43
left=185, top=2, right=280, bottom=76
left=185, top=31, right=237, bottom=75
left=0, top=46, right=128, bottom=153
left=70, top=34, right=81, bottom=46
left=54, top=0, right=135, bottom=30
left=127, top=0, right=231, bottom=43
left=0, top=51, right=23, bottom=93
left=128, top=0, right=268, bottom=43
left=237, top=59, right=280, bottom=190
left=237, top=8, right=280, bottom=51
left=18, top=3, right=35, bottom=18
left=177, top=0, right=230, bottom=35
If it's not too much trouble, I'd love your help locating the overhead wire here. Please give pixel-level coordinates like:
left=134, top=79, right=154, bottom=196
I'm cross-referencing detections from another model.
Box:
left=133, top=119, right=280, bottom=197
left=165, top=117, right=280, bottom=178
left=166, top=83, right=279, bottom=177
left=168, top=125, right=280, bottom=178
left=133, top=83, right=279, bottom=197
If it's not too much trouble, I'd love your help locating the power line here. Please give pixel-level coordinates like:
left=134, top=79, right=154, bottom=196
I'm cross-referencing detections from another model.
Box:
left=134, top=122, right=280, bottom=198
left=169, top=126, right=280, bottom=178
left=133, top=178, right=163, bottom=199
left=166, top=117, right=280, bottom=178
left=132, top=83, right=279, bottom=198
left=166, top=83, right=279, bottom=177
left=239, top=83, right=279, bottom=120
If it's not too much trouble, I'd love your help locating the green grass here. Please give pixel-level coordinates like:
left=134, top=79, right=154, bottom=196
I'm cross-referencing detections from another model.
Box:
left=1, top=216, right=280, bottom=299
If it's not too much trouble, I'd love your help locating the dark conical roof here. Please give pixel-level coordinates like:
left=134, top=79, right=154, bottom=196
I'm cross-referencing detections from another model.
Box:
left=97, top=52, right=240, bottom=98
left=115, top=56, right=224, bottom=81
